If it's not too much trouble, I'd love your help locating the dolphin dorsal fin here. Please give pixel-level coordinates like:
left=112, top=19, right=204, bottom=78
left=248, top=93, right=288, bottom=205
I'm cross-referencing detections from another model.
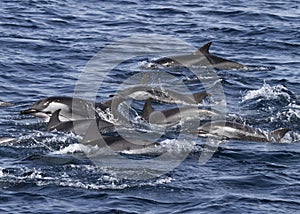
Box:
left=196, top=42, right=212, bottom=55
left=142, top=99, right=154, bottom=121
left=270, top=128, right=291, bottom=142
left=47, top=109, right=61, bottom=130
left=193, top=92, right=210, bottom=103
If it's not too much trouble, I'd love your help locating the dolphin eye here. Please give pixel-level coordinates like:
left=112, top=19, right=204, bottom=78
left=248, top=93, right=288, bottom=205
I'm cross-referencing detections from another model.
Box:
left=43, top=101, right=49, bottom=107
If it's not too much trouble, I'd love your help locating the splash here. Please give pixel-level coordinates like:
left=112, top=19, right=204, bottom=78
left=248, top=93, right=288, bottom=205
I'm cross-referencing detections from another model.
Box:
left=242, top=83, right=291, bottom=102
left=279, top=131, right=300, bottom=144
left=51, top=143, right=100, bottom=155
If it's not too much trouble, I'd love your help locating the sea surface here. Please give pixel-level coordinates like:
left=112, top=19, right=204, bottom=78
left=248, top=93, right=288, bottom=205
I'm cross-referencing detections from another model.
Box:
left=0, top=0, right=300, bottom=213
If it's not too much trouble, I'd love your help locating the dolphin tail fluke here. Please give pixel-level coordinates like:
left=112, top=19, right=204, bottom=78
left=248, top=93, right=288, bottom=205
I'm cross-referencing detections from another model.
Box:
left=142, top=99, right=154, bottom=121
left=270, top=128, right=291, bottom=142
left=47, top=109, right=62, bottom=131
left=197, top=41, right=212, bottom=54
left=193, top=92, right=210, bottom=103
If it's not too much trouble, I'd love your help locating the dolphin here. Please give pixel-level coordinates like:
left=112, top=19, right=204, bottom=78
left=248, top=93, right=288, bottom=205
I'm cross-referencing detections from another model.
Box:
left=0, top=100, right=13, bottom=107
left=141, top=99, right=220, bottom=125
left=20, top=96, right=107, bottom=122
left=196, top=121, right=290, bottom=143
left=80, top=121, right=159, bottom=152
left=107, top=86, right=209, bottom=123
left=153, top=42, right=245, bottom=70
left=110, top=85, right=209, bottom=105
left=47, top=109, right=114, bottom=135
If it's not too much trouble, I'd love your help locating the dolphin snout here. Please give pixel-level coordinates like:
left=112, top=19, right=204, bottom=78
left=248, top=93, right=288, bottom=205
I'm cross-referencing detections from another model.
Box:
left=20, top=108, right=38, bottom=114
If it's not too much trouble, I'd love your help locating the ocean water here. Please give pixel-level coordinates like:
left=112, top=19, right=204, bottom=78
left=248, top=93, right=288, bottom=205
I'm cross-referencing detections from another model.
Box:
left=0, top=0, right=300, bottom=213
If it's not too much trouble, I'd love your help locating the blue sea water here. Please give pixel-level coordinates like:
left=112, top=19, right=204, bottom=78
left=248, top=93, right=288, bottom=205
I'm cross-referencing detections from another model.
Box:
left=0, top=0, right=300, bottom=213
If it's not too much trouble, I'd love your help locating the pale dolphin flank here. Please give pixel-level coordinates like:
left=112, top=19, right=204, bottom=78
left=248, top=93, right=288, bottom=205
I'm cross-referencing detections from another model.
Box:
left=81, top=121, right=158, bottom=152
left=154, top=42, right=245, bottom=70
left=0, top=100, right=13, bottom=107
left=47, top=109, right=114, bottom=135
left=196, top=121, right=290, bottom=143
left=20, top=96, right=106, bottom=122
left=141, top=99, right=219, bottom=125
left=110, top=85, right=209, bottom=105
left=0, top=137, right=15, bottom=144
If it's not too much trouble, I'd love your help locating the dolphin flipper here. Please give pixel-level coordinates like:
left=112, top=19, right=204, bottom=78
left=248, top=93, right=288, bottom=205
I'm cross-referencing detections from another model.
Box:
left=47, top=109, right=62, bottom=131
left=81, top=120, right=104, bottom=146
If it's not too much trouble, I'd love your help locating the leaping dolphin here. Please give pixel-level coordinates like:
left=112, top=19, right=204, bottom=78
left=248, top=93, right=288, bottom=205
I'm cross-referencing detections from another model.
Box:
left=141, top=99, right=219, bottom=125
left=196, top=121, right=290, bottom=143
left=20, top=96, right=107, bottom=122
left=153, top=42, right=245, bottom=70
left=47, top=109, right=114, bottom=135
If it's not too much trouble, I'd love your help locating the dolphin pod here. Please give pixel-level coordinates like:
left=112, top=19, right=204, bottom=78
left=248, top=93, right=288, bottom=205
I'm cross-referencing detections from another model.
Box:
left=153, top=41, right=245, bottom=70
left=9, top=42, right=290, bottom=151
left=19, top=86, right=290, bottom=145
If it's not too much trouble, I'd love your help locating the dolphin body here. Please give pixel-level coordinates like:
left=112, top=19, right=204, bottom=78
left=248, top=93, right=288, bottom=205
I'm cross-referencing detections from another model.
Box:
left=47, top=109, right=114, bottom=135
left=196, top=121, right=290, bottom=143
left=141, top=99, right=219, bottom=125
left=153, top=42, right=245, bottom=70
left=110, top=85, right=209, bottom=105
left=80, top=121, right=159, bottom=152
left=20, top=96, right=108, bottom=122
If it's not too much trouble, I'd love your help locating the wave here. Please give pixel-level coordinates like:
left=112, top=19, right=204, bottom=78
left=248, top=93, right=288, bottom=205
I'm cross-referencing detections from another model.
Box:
left=242, top=83, right=291, bottom=102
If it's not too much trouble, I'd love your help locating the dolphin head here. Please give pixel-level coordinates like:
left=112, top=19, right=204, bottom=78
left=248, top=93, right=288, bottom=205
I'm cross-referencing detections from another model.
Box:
left=20, top=97, right=73, bottom=122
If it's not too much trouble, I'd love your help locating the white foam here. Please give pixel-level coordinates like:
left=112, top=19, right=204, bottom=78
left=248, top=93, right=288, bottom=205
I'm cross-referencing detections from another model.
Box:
left=96, top=108, right=116, bottom=123
left=51, top=143, right=99, bottom=155
left=154, top=177, right=174, bottom=184
left=242, top=83, right=290, bottom=102
left=270, top=102, right=300, bottom=124
left=0, top=167, right=3, bottom=178
left=278, top=131, right=300, bottom=144
left=286, top=103, right=300, bottom=119
left=159, top=138, right=196, bottom=153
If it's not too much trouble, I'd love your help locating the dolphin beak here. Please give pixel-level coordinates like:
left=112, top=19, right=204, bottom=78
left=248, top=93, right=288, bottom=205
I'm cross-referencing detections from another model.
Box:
left=20, top=108, right=38, bottom=114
